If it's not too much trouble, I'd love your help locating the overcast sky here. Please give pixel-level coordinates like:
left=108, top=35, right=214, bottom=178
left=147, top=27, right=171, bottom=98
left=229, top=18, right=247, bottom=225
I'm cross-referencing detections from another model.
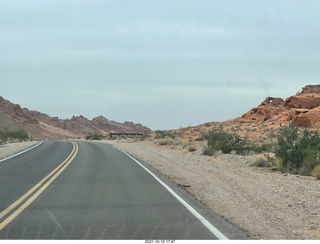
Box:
left=1, top=0, right=319, bottom=130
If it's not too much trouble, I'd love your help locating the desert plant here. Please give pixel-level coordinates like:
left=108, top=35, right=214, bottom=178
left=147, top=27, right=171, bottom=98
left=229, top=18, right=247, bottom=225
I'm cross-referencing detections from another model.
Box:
left=155, top=130, right=175, bottom=139
left=275, top=124, right=320, bottom=174
left=140, top=132, right=151, bottom=141
left=86, top=133, right=106, bottom=140
left=0, top=128, right=29, bottom=143
left=158, top=137, right=174, bottom=146
left=249, top=157, right=273, bottom=168
left=188, top=145, right=197, bottom=152
left=204, top=128, right=252, bottom=155
left=202, top=146, right=214, bottom=156
left=311, top=164, right=320, bottom=179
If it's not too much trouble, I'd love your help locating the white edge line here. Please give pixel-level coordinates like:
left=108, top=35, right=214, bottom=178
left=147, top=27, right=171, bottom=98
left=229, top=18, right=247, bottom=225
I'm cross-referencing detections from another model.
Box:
left=0, top=141, right=44, bottom=163
left=116, top=148, right=229, bottom=240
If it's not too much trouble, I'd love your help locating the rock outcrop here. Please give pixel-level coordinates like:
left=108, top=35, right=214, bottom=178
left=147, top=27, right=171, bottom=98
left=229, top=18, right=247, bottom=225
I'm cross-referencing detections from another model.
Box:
left=301, top=85, right=320, bottom=94
left=239, top=85, right=320, bottom=127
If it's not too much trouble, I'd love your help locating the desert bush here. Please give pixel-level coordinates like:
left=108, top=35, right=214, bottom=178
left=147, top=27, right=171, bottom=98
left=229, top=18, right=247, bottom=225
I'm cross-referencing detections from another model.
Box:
left=249, top=157, right=273, bottom=168
left=195, top=137, right=204, bottom=141
left=86, top=133, right=106, bottom=140
left=140, top=132, right=151, bottom=141
left=202, top=146, right=214, bottom=156
left=155, top=130, right=175, bottom=139
left=188, top=145, right=197, bottom=152
left=0, top=128, right=29, bottom=143
left=158, top=137, right=174, bottom=146
left=311, top=164, right=320, bottom=179
left=204, top=128, right=252, bottom=155
left=275, top=124, right=320, bottom=175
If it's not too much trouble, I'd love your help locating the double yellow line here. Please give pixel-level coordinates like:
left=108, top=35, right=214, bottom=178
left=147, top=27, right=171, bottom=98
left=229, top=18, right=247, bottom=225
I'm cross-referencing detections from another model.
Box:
left=0, top=141, right=79, bottom=231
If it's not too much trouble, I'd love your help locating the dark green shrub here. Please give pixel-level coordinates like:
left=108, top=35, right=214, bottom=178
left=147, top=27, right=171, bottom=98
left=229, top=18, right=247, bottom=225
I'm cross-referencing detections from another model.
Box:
left=204, top=128, right=252, bottom=155
left=275, top=124, right=320, bottom=174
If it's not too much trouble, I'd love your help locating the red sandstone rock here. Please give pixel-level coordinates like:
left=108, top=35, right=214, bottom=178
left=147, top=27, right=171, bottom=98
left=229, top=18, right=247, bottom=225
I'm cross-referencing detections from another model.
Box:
left=239, top=85, right=320, bottom=127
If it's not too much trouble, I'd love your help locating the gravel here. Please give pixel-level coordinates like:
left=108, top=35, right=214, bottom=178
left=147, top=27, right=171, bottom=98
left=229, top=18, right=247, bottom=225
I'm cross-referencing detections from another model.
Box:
left=107, top=140, right=320, bottom=240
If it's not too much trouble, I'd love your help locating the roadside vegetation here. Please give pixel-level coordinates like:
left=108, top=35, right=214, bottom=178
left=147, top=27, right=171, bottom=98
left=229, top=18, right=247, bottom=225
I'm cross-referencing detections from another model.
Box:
left=200, top=124, right=320, bottom=178
left=151, top=124, right=320, bottom=178
left=275, top=124, right=320, bottom=178
left=0, top=128, right=30, bottom=144
left=86, top=132, right=108, bottom=140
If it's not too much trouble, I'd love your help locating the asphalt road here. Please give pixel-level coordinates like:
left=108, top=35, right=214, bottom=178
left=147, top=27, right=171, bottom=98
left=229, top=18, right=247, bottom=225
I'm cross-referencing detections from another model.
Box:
left=0, top=140, right=250, bottom=240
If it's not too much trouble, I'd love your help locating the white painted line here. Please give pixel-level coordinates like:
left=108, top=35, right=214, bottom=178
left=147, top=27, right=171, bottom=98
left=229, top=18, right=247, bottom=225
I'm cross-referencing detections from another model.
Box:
left=117, top=148, right=229, bottom=240
left=0, top=141, right=44, bottom=163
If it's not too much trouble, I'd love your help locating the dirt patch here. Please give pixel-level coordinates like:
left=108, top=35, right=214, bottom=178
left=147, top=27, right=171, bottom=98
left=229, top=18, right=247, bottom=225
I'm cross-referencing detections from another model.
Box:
left=107, top=140, right=320, bottom=240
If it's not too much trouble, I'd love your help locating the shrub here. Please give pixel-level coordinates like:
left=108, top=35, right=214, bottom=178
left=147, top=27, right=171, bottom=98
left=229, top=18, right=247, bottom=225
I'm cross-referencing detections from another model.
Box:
left=140, top=133, right=150, bottom=141
left=86, top=133, right=105, bottom=140
left=0, top=128, right=29, bottom=143
left=158, top=137, right=173, bottom=146
left=311, top=164, right=320, bottom=179
left=275, top=124, right=320, bottom=174
left=188, top=145, right=197, bottom=152
left=204, top=128, right=252, bottom=155
left=155, top=130, right=175, bottom=139
left=202, top=147, right=214, bottom=156
left=249, top=157, right=272, bottom=168
left=195, top=137, right=204, bottom=141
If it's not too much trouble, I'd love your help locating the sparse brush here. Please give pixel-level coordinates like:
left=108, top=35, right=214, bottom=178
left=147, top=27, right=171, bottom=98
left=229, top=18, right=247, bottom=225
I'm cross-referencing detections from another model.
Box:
left=158, top=137, right=174, bottom=146
left=249, top=157, right=272, bottom=168
left=311, top=164, right=320, bottom=179
left=202, top=147, right=213, bottom=156
left=0, top=128, right=29, bottom=143
left=188, top=145, right=197, bottom=152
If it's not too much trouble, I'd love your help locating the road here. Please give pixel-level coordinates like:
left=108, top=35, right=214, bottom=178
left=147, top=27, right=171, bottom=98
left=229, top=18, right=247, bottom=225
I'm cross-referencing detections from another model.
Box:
left=0, top=140, right=250, bottom=240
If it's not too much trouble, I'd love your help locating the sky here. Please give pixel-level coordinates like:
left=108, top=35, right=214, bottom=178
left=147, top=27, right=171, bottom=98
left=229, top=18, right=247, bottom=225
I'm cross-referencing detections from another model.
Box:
left=1, top=0, right=319, bottom=130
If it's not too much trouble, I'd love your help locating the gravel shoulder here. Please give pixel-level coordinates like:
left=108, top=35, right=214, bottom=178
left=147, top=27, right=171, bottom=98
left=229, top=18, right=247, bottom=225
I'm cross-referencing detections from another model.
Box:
left=107, top=140, right=320, bottom=240
left=0, top=141, right=41, bottom=161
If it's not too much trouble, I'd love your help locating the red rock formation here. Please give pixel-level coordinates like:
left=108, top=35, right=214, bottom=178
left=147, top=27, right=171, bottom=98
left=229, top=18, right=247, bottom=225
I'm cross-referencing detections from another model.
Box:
left=238, top=85, right=320, bottom=127
left=284, top=94, right=320, bottom=109
left=239, top=97, right=285, bottom=123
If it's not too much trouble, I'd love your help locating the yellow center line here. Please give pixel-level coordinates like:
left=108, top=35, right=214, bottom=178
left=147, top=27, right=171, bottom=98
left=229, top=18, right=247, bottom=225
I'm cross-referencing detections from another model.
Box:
left=0, top=142, right=79, bottom=231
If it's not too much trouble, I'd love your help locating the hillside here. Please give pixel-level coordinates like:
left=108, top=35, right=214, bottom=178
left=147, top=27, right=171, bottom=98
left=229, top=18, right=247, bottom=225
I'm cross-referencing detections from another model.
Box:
left=167, top=85, right=320, bottom=142
left=0, top=96, right=152, bottom=140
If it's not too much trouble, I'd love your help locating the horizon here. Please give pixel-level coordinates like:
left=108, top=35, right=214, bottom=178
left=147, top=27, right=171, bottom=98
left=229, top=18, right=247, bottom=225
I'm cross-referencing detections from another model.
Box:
left=1, top=82, right=317, bottom=131
left=1, top=0, right=320, bottom=130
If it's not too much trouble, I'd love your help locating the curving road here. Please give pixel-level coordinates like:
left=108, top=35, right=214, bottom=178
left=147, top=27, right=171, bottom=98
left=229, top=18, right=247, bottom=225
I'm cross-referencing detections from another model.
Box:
left=0, top=140, right=250, bottom=240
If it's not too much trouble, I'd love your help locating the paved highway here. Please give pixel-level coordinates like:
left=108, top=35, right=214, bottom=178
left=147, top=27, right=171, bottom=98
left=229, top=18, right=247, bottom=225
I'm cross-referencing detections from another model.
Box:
left=0, top=141, right=250, bottom=240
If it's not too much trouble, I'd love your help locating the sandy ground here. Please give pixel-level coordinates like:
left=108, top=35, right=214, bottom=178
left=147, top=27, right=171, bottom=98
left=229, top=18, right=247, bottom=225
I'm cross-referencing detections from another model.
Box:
left=0, top=141, right=40, bottom=161
left=107, top=140, right=320, bottom=240
left=2, top=140, right=319, bottom=240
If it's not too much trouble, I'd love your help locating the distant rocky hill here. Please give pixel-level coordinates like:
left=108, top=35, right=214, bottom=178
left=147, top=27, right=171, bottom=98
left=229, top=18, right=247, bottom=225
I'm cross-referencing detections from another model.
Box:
left=0, top=96, right=152, bottom=140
